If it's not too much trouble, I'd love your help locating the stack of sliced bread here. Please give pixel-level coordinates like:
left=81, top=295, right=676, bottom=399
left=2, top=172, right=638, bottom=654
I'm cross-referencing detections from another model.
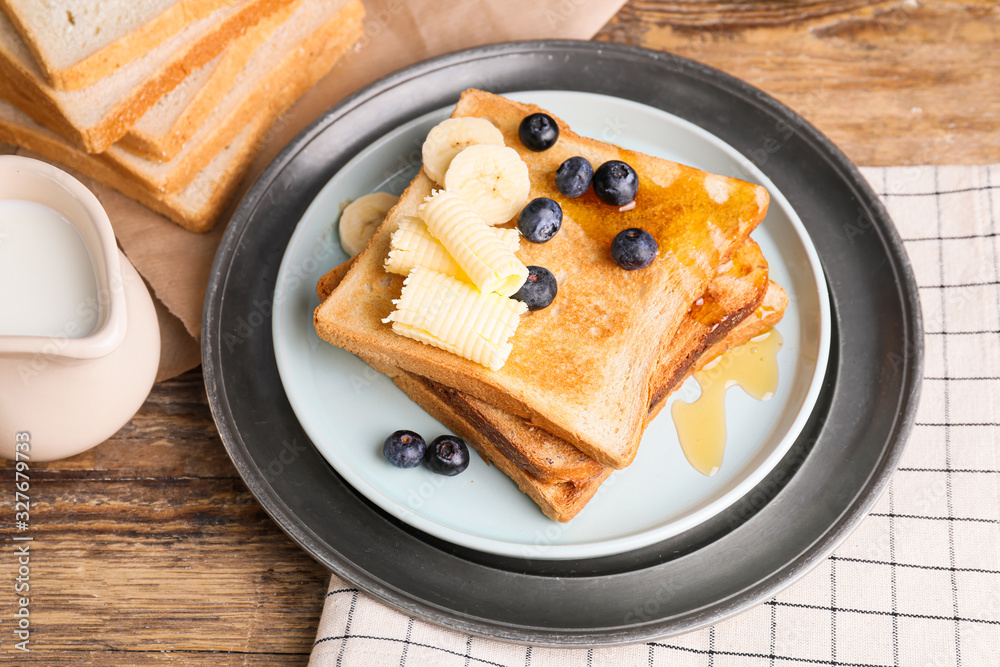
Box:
left=0, top=0, right=365, bottom=232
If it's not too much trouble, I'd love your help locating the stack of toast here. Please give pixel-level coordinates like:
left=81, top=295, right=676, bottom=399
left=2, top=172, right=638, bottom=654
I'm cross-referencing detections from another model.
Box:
left=0, top=0, right=365, bottom=232
left=314, top=90, right=789, bottom=522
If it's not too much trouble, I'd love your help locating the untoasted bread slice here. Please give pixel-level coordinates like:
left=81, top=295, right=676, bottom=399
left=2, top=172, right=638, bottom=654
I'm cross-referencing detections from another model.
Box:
left=0, top=0, right=296, bottom=152
left=0, top=0, right=231, bottom=91
left=95, top=0, right=363, bottom=193
left=314, top=90, right=770, bottom=469
left=0, top=97, right=263, bottom=232
left=115, top=0, right=305, bottom=163
left=0, top=0, right=362, bottom=232
left=355, top=280, right=787, bottom=522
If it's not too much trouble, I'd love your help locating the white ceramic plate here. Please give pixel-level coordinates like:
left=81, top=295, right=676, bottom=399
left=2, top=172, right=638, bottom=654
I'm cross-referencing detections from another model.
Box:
left=272, top=90, right=831, bottom=560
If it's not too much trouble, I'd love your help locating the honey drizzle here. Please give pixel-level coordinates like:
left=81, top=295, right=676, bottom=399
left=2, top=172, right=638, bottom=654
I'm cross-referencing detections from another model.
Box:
left=557, top=171, right=762, bottom=270
left=670, top=329, right=783, bottom=476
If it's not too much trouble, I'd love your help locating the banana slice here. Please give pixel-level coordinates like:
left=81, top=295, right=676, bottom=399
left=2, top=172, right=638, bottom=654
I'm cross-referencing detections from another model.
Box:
left=383, top=267, right=527, bottom=371
left=421, top=117, right=506, bottom=186
left=419, top=190, right=528, bottom=297
left=444, top=144, right=530, bottom=225
left=338, top=192, right=399, bottom=257
left=385, top=216, right=520, bottom=281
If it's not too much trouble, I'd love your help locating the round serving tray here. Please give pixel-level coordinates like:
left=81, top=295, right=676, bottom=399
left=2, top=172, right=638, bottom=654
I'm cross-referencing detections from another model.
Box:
left=203, top=40, right=922, bottom=646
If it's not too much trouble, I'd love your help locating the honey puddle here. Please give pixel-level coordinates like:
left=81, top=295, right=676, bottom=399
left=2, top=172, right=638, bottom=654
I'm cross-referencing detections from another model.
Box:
left=670, top=329, right=783, bottom=476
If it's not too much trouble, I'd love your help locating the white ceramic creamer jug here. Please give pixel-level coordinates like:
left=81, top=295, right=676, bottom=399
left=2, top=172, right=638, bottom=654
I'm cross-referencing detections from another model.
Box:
left=0, top=156, right=160, bottom=461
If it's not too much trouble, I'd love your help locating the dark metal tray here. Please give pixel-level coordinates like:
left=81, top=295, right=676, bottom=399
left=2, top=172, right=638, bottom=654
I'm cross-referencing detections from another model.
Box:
left=202, top=40, right=922, bottom=646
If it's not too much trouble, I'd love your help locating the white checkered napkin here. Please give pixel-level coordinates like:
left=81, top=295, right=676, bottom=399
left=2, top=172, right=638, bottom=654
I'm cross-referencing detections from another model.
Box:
left=309, top=165, right=1000, bottom=666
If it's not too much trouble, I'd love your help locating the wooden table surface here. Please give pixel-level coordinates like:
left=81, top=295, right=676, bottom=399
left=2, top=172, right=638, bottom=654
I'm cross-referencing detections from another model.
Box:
left=3, top=1, right=998, bottom=664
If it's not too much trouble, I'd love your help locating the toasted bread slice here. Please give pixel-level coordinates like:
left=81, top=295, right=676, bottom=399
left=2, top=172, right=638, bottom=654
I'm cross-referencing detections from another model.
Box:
left=314, top=90, right=770, bottom=469
left=318, top=243, right=787, bottom=520
left=354, top=280, right=788, bottom=522
left=375, top=365, right=615, bottom=523
left=318, top=239, right=770, bottom=485
left=646, top=238, right=769, bottom=419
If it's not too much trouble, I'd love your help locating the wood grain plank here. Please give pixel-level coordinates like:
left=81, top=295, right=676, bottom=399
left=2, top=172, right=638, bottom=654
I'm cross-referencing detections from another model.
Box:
left=596, top=0, right=1000, bottom=165
left=0, top=475, right=328, bottom=661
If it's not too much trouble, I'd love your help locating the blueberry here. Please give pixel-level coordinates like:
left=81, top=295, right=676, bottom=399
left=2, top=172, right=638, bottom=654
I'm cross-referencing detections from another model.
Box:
left=382, top=430, right=426, bottom=468
left=518, top=113, right=559, bottom=151
left=555, top=156, right=593, bottom=198
left=424, top=435, right=470, bottom=476
left=512, top=266, right=557, bottom=311
left=593, top=160, right=639, bottom=206
left=611, top=228, right=658, bottom=270
left=517, top=197, right=562, bottom=243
